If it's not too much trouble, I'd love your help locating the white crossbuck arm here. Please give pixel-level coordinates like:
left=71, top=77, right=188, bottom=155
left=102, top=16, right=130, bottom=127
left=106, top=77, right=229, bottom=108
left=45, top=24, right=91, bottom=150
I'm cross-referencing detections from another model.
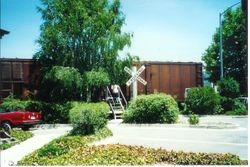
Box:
left=124, top=66, right=147, bottom=86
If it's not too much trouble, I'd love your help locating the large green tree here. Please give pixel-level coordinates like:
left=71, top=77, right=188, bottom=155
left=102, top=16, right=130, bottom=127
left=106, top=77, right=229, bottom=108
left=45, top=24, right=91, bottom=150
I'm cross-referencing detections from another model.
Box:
left=35, top=0, right=131, bottom=77
left=202, top=7, right=247, bottom=95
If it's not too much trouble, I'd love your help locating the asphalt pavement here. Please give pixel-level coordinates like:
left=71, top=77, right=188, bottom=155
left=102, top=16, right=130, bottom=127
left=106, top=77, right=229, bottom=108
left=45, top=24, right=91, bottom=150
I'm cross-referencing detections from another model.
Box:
left=94, top=115, right=248, bottom=160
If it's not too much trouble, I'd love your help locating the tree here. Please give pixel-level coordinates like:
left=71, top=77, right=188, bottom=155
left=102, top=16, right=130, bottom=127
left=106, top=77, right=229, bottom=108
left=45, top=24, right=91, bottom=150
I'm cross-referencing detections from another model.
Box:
left=39, top=66, right=83, bottom=102
left=85, top=68, right=110, bottom=101
left=202, top=7, right=247, bottom=95
left=35, top=0, right=131, bottom=76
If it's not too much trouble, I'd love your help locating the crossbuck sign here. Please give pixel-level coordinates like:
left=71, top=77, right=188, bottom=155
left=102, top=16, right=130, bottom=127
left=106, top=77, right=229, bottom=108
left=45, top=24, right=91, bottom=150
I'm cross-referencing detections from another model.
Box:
left=124, top=66, right=147, bottom=98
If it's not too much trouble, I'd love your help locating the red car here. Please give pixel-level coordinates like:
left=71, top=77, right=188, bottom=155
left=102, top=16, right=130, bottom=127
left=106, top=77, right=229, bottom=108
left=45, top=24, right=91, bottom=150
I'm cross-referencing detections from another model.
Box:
left=0, top=109, right=41, bottom=131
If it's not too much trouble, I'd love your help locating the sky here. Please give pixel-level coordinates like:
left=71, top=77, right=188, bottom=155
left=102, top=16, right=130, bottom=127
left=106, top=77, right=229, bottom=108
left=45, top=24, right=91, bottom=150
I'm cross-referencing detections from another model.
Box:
left=1, top=0, right=241, bottom=62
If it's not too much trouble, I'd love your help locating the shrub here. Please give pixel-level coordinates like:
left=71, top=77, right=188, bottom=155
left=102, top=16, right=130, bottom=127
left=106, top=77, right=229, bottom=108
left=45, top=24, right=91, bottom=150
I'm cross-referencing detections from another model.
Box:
left=0, top=96, right=73, bottom=123
left=185, top=87, right=221, bottom=115
left=1, top=94, right=26, bottom=111
left=217, top=77, right=240, bottom=98
left=40, top=66, right=84, bottom=102
left=123, top=93, right=179, bottom=123
left=39, top=102, right=72, bottom=123
left=188, top=114, right=199, bottom=125
left=232, top=100, right=247, bottom=115
left=25, top=100, right=73, bottom=123
left=69, top=102, right=109, bottom=135
left=225, top=100, right=248, bottom=115
left=220, top=97, right=234, bottom=112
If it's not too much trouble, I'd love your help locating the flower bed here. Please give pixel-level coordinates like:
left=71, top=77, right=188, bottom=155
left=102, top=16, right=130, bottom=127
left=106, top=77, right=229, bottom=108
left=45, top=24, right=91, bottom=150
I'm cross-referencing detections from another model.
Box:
left=18, top=128, right=247, bottom=165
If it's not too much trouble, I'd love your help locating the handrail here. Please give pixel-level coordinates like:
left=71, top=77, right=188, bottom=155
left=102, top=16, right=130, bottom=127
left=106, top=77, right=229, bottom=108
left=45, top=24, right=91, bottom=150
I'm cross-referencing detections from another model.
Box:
left=118, top=86, right=127, bottom=108
left=106, top=86, right=115, bottom=105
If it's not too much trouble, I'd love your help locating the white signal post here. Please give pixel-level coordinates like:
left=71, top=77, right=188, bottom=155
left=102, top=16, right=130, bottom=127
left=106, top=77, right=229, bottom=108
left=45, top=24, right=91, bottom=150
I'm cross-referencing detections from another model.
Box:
left=124, top=65, right=147, bottom=98
left=132, top=66, right=137, bottom=98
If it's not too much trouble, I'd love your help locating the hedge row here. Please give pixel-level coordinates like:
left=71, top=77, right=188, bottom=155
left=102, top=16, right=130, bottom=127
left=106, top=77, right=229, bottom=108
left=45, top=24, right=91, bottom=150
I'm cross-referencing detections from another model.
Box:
left=0, top=96, right=72, bottom=123
left=0, top=95, right=110, bottom=124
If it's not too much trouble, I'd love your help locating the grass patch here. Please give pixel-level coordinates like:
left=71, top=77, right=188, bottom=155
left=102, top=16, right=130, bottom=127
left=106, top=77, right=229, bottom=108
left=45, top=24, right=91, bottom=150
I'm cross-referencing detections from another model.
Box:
left=0, top=129, right=33, bottom=150
left=18, top=127, right=247, bottom=165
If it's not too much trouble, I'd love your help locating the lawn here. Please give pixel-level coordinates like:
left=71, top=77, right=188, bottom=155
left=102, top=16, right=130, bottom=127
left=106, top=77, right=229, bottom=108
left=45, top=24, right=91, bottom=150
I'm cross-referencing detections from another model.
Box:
left=0, top=129, right=33, bottom=150
left=18, top=127, right=247, bottom=166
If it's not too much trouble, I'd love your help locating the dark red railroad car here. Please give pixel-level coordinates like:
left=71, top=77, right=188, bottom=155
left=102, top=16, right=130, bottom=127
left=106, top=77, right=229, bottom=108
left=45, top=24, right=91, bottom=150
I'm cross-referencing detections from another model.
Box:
left=126, top=61, right=203, bottom=101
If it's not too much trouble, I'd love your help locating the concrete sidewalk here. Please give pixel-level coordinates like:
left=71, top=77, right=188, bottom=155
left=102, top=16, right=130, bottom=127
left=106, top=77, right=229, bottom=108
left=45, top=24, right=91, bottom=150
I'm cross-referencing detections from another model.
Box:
left=0, top=127, right=72, bottom=166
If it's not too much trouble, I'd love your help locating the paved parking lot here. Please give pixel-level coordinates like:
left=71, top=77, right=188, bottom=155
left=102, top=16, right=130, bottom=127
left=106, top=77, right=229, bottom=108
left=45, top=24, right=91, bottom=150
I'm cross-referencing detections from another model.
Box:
left=95, top=116, right=248, bottom=160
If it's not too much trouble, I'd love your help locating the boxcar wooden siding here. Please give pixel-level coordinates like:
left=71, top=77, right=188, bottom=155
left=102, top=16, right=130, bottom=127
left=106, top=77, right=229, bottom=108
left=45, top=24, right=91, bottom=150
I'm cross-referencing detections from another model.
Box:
left=128, top=62, right=203, bottom=101
left=0, top=59, right=40, bottom=99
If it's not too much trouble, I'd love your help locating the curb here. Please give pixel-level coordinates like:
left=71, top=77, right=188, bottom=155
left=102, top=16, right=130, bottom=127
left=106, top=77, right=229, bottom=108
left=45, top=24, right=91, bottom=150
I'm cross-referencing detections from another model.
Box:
left=111, top=122, right=240, bottom=129
left=33, top=124, right=72, bottom=129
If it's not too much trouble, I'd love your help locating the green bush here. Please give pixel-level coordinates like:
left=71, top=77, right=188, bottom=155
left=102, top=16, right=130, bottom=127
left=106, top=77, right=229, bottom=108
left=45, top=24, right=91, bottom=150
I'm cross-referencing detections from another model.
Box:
left=69, top=102, right=109, bottom=135
left=123, top=93, right=179, bottom=123
left=225, top=100, right=248, bottom=115
left=0, top=96, right=73, bottom=123
left=40, top=66, right=84, bottom=102
left=220, top=97, right=234, bottom=112
left=232, top=100, right=247, bottom=115
left=1, top=94, right=27, bottom=111
left=185, top=87, right=221, bottom=115
left=188, top=114, right=199, bottom=125
left=217, top=77, right=240, bottom=98
left=39, top=102, right=73, bottom=123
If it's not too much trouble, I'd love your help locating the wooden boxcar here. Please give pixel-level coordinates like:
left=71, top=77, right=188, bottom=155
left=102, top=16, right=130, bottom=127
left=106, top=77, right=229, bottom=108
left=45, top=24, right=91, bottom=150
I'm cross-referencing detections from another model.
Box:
left=126, top=61, right=203, bottom=101
left=0, top=59, right=203, bottom=102
left=0, top=58, right=40, bottom=99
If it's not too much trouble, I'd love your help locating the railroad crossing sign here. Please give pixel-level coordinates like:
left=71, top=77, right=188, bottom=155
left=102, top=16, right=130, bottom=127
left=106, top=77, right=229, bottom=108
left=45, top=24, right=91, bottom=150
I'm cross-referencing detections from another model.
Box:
left=124, top=66, right=147, bottom=98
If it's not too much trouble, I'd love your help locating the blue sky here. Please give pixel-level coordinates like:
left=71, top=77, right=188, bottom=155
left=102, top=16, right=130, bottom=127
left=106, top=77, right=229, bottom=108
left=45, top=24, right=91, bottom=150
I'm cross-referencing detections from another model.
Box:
left=1, top=0, right=241, bottom=62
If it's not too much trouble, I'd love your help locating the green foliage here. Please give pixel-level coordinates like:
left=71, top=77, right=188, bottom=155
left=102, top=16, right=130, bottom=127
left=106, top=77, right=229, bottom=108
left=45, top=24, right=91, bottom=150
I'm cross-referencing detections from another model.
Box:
left=232, top=100, right=247, bottom=114
left=217, top=77, right=240, bottom=98
left=18, top=143, right=247, bottom=165
left=0, top=129, right=33, bottom=150
left=109, top=54, right=134, bottom=84
left=185, top=87, right=221, bottom=115
left=188, top=114, right=199, bottom=125
left=69, top=102, right=109, bottom=135
left=0, top=96, right=72, bottom=123
left=40, top=66, right=84, bottom=102
left=18, top=127, right=112, bottom=165
left=85, top=68, right=110, bottom=88
left=35, top=0, right=131, bottom=77
left=85, top=68, right=110, bottom=101
left=202, top=7, right=247, bottom=94
left=123, top=93, right=179, bottom=123
left=39, top=102, right=73, bottom=123
left=1, top=94, right=26, bottom=111
left=225, top=99, right=247, bottom=115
